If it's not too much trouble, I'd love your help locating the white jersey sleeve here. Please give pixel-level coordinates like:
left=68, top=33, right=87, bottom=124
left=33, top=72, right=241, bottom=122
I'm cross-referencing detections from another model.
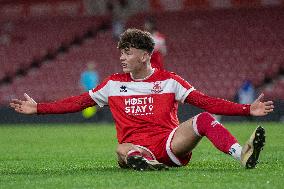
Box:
left=88, top=76, right=111, bottom=107
left=170, top=73, right=195, bottom=103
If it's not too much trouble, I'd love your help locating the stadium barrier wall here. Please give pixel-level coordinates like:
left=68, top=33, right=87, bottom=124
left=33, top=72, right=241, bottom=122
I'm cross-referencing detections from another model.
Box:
left=0, top=100, right=283, bottom=124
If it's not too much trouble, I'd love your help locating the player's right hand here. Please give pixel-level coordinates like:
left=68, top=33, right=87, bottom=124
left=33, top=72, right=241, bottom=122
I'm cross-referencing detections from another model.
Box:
left=10, top=93, right=37, bottom=114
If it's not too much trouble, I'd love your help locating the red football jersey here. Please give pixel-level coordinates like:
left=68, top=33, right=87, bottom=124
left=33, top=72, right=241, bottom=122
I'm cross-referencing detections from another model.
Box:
left=89, top=69, right=195, bottom=145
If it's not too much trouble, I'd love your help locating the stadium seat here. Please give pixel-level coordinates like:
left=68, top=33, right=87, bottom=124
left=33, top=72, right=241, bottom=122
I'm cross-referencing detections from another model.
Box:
left=1, top=7, right=283, bottom=105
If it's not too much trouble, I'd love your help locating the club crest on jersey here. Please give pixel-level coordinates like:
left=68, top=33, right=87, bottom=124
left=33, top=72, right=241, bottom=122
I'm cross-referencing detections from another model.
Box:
left=120, top=85, right=127, bottom=92
left=151, top=81, right=163, bottom=93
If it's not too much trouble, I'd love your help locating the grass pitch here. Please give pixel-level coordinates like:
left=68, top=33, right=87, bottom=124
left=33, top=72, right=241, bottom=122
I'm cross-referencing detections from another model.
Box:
left=0, top=122, right=283, bottom=189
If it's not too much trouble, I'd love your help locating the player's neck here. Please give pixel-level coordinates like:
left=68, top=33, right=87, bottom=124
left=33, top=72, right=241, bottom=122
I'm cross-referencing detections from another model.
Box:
left=130, top=66, right=154, bottom=81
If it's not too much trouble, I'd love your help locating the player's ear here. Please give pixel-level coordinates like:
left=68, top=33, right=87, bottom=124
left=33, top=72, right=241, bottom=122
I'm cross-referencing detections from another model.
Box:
left=141, top=51, right=150, bottom=63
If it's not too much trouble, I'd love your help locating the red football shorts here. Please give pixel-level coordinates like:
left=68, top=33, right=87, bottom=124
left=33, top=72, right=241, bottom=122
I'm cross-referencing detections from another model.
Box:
left=134, top=127, right=192, bottom=167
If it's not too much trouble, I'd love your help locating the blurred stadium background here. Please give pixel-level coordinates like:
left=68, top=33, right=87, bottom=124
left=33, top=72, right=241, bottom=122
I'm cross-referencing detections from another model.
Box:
left=0, top=0, right=283, bottom=124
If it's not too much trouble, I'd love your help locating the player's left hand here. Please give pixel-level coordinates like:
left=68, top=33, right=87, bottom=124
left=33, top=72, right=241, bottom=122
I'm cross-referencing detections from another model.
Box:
left=250, top=93, right=274, bottom=116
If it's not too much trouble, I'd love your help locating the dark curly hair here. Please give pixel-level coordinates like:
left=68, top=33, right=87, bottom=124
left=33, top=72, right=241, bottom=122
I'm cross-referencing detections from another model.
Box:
left=117, top=28, right=155, bottom=54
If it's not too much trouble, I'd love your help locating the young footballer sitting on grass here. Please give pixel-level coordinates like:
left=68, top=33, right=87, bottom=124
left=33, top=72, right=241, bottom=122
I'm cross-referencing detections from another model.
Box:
left=10, top=28, right=274, bottom=171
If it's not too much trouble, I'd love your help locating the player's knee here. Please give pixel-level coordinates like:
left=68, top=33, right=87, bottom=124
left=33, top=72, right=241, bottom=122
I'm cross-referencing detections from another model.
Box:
left=192, top=112, right=216, bottom=136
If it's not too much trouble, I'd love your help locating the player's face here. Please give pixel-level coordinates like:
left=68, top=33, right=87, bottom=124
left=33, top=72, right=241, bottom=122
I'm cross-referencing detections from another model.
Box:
left=120, top=48, right=146, bottom=73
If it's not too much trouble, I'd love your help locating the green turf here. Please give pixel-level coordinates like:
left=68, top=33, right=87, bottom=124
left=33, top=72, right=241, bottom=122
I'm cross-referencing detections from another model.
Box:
left=0, top=122, right=283, bottom=189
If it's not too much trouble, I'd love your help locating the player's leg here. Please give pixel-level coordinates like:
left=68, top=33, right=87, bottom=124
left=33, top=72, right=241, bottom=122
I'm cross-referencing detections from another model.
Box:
left=171, top=112, right=265, bottom=168
left=172, top=112, right=240, bottom=157
left=116, top=143, right=135, bottom=168
left=169, top=119, right=201, bottom=159
left=116, top=143, right=168, bottom=171
left=116, top=143, right=153, bottom=168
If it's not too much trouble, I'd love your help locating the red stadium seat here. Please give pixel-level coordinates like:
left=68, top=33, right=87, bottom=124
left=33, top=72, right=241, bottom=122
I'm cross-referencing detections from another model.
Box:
left=1, top=8, right=283, bottom=104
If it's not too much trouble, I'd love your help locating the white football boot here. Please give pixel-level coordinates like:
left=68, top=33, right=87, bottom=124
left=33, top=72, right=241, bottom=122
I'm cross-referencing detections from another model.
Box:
left=241, top=126, right=265, bottom=169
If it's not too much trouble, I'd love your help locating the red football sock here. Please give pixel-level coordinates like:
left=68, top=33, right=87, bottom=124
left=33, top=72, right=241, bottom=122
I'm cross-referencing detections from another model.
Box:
left=192, top=112, right=238, bottom=154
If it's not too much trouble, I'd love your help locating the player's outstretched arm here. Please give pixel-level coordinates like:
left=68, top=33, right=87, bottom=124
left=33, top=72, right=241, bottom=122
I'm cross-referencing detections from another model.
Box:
left=10, top=93, right=37, bottom=114
left=10, top=92, right=96, bottom=115
left=185, top=90, right=274, bottom=116
left=250, top=93, right=274, bottom=116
